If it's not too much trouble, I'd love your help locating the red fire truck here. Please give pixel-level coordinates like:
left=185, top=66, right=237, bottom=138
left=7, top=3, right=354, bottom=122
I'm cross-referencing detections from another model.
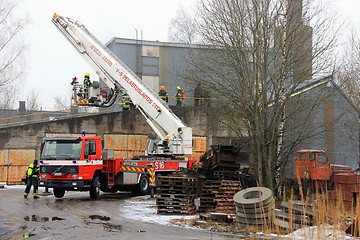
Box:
left=39, top=135, right=194, bottom=199
left=39, top=14, right=194, bottom=199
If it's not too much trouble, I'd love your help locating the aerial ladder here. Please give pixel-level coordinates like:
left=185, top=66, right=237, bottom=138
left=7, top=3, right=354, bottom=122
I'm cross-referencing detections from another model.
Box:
left=51, top=14, right=192, bottom=156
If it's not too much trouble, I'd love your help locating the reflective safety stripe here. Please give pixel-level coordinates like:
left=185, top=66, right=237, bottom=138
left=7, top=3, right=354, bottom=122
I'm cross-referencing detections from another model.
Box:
left=119, top=166, right=146, bottom=172
left=74, top=99, right=89, bottom=104
left=147, top=168, right=155, bottom=184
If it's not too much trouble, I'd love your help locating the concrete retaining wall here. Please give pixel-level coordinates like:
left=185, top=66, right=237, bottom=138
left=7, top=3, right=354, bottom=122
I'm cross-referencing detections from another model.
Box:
left=0, top=107, right=236, bottom=184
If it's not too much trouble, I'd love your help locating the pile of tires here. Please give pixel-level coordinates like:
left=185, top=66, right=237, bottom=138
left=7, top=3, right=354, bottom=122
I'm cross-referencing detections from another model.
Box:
left=233, top=187, right=274, bottom=229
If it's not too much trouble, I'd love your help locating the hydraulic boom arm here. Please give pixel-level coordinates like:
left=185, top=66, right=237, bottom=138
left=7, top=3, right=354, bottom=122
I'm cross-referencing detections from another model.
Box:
left=52, top=14, right=192, bottom=156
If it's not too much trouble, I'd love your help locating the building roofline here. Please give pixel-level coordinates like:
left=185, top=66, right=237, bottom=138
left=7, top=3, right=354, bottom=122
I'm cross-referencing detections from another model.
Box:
left=328, top=78, right=360, bottom=115
left=293, top=74, right=360, bottom=115
left=105, top=37, right=202, bottom=49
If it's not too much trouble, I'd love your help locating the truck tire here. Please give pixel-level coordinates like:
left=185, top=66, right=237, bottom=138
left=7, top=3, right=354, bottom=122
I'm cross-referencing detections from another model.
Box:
left=137, top=175, right=150, bottom=195
left=89, top=176, right=100, bottom=199
left=53, top=188, right=65, bottom=198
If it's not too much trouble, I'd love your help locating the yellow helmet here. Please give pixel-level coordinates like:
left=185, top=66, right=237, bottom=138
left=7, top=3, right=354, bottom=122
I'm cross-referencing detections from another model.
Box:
left=177, top=86, right=181, bottom=90
left=85, top=72, right=90, bottom=77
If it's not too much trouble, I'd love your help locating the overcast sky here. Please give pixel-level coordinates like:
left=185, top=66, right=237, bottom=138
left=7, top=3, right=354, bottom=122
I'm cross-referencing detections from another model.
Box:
left=16, top=0, right=195, bottom=110
left=16, top=0, right=360, bottom=110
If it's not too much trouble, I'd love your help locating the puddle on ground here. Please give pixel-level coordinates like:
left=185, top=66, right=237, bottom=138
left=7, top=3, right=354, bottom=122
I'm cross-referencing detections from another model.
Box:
left=4, top=222, right=15, bottom=226
left=83, top=220, right=123, bottom=232
left=75, top=214, right=111, bottom=221
left=18, top=225, right=27, bottom=231
left=103, top=222, right=122, bottom=232
left=23, top=215, right=65, bottom=222
left=79, top=214, right=122, bottom=232
left=89, top=214, right=111, bottom=221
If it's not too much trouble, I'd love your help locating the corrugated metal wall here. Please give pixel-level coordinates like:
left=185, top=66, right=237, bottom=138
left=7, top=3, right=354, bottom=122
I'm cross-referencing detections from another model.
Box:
left=0, top=149, right=35, bottom=185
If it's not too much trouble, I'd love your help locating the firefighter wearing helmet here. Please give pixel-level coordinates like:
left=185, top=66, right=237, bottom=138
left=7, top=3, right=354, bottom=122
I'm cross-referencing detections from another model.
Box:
left=158, top=85, right=169, bottom=103
left=83, top=72, right=91, bottom=99
left=24, top=159, right=40, bottom=199
left=175, top=86, right=184, bottom=106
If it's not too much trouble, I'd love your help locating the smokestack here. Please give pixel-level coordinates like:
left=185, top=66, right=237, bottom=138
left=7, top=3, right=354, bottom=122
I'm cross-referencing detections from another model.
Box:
left=288, top=0, right=303, bottom=25
left=18, top=101, right=26, bottom=115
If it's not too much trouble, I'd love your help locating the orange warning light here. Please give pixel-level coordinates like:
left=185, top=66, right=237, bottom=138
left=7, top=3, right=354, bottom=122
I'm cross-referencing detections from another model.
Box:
left=53, top=13, right=58, bottom=19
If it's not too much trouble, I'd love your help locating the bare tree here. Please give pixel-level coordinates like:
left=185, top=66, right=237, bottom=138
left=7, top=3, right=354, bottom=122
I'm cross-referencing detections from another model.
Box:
left=168, top=6, right=201, bottom=44
left=26, top=89, right=41, bottom=111
left=337, top=32, right=360, bottom=104
left=0, top=85, right=17, bottom=125
left=0, top=85, right=17, bottom=110
left=54, top=96, right=70, bottom=110
left=334, top=32, right=360, bottom=159
left=169, top=0, right=340, bottom=191
left=0, top=0, right=28, bottom=89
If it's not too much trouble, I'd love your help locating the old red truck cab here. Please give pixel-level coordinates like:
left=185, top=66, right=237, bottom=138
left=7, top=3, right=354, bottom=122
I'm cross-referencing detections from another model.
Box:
left=294, top=149, right=332, bottom=181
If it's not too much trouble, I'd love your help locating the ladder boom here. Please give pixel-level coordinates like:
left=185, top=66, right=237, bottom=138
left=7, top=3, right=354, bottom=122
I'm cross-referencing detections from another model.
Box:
left=52, top=14, right=192, bottom=156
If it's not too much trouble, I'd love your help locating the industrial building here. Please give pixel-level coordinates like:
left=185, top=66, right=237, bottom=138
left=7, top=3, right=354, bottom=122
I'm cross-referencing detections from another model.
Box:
left=106, top=38, right=198, bottom=108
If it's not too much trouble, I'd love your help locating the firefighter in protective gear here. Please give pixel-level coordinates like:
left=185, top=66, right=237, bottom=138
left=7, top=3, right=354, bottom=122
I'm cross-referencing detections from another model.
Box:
left=158, top=86, right=169, bottom=103
left=71, top=76, right=78, bottom=85
left=121, top=90, right=134, bottom=110
left=24, top=160, right=40, bottom=199
left=83, top=72, right=91, bottom=99
left=175, top=86, right=184, bottom=106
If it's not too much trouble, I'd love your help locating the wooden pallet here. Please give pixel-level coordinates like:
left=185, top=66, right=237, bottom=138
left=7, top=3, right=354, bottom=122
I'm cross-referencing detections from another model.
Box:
left=157, top=176, right=197, bottom=186
left=199, top=180, right=241, bottom=213
left=156, top=176, right=198, bottom=215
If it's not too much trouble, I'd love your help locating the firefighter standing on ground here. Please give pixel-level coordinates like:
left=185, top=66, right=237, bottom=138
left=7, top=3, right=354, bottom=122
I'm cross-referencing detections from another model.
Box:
left=175, top=86, right=184, bottom=106
left=158, top=86, right=169, bottom=103
left=24, top=160, right=40, bottom=199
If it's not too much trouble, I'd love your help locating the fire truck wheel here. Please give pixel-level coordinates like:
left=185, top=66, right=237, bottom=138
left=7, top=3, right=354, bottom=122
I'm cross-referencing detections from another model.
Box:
left=137, top=175, right=150, bottom=195
left=90, top=176, right=100, bottom=199
left=53, top=188, right=65, bottom=198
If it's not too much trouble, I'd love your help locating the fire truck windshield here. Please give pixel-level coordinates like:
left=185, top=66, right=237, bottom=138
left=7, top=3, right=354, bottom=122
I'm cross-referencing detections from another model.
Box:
left=40, top=140, right=82, bottom=160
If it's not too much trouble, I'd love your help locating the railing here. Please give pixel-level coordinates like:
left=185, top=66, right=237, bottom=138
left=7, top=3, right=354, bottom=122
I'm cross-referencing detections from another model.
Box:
left=0, top=106, right=114, bottom=128
left=0, top=96, right=229, bottom=128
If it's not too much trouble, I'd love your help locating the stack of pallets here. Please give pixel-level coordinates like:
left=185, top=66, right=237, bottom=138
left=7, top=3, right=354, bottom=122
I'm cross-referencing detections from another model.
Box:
left=199, top=180, right=241, bottom=213
left=156, top=176, right=197, bottom=215
left=198, top=180, right=221, bottom=212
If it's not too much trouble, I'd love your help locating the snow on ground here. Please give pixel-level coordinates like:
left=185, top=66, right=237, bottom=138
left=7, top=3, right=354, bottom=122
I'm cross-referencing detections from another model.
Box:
left=119, top=194, right=355, bottom=239
left=3, top=185, right=26, bottom=190
left=285, top=224, right=353, bottom=240
left=118, top=195, right=197, bottom=226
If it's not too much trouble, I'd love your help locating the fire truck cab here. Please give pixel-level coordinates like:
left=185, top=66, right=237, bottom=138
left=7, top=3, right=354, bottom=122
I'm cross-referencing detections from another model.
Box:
left=39, top=136, right=104, bottom=195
